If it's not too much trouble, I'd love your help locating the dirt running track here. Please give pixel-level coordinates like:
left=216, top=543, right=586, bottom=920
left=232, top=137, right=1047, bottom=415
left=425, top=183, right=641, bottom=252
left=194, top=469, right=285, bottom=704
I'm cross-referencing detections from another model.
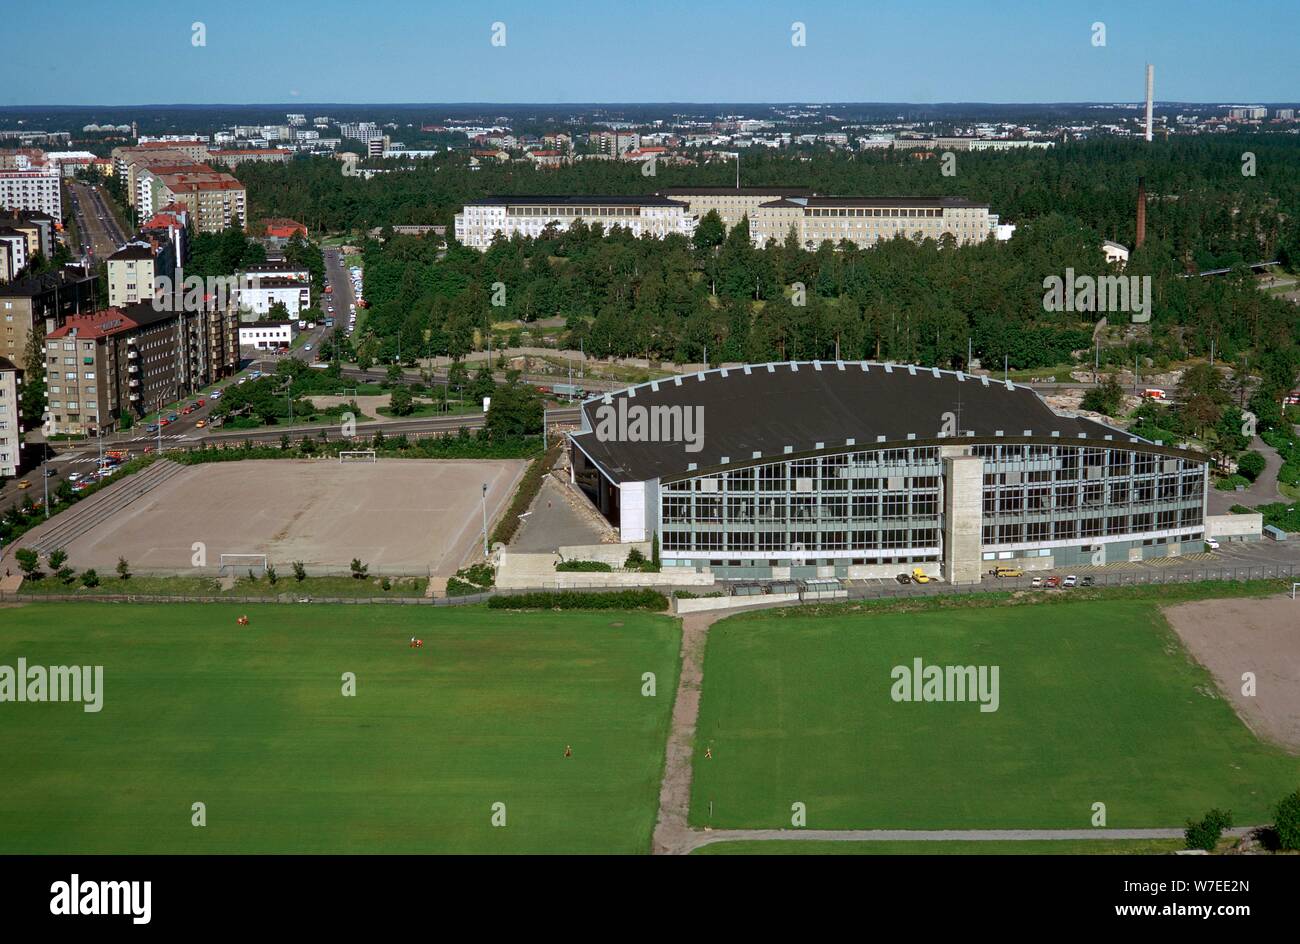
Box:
left=1164, top=595, right=1300, bottom=752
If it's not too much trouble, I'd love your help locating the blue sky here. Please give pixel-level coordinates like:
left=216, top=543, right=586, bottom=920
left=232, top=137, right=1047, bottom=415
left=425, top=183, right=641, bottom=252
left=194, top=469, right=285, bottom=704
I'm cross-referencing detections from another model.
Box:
left=9, top=0, right=1297, bottom=105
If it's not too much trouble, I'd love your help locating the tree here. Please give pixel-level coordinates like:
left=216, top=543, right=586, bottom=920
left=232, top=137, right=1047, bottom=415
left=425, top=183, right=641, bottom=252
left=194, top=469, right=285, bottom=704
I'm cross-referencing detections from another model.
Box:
left=388, top=386, right=415, bottom=416
left=1276, top=788, right=1300, bottom=851
left=266, top=564, right=278, bottom=585
left=350, top=558, right=368, bottom=580
left=116, top=556, right=131, bottom=580
left=81, top=568, right=100, bottom=588
left=485, top=381, right=542, bottom=438
left=1237, top=451, right=1266, bottom=481
left=15, top=547, right=41, bottom=579
left=1183, top=808, right=1232, bottom=852
left=48, top=548, right=74, bottom=584
left=692, top=209, right=725, bottom=253
left=1080, top=374, right=1125, bottom=416
left=292, top=561, right=307, bottom=582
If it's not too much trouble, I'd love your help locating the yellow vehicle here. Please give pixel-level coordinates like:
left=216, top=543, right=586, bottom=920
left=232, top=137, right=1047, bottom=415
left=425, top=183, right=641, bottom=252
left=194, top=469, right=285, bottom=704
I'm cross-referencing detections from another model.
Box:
left=17, top=480, right=31, bottom=489
left=195, top=419, right=207, bottom=428
left=992, top=565, right=1024, bottom=578
left=911, top=567, right=930, bottom=584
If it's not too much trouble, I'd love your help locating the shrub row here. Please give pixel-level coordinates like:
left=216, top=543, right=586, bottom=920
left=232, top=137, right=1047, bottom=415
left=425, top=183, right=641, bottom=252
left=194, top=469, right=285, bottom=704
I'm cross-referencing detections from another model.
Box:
left=487, top=589, right=669, bottom=611
left=490, top=442, right=563, bottom=547
left=555, top=560, right=613, bottom=572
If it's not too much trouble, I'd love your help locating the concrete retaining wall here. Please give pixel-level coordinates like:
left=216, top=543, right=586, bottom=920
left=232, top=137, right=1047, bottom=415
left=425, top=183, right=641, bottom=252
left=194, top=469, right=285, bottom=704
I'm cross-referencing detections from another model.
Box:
left=557, top=541, right=651, bottom=566
left=1207, top=513, right=1263, bottom=541
left=672, top=592, right=800, bottom=615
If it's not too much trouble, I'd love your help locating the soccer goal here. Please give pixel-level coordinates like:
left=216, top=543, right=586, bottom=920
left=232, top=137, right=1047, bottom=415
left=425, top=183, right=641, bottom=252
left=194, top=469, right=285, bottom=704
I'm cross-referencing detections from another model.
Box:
left=219, top=553, right=269, bottom=577
left=339, top=450, right=377, bottom=463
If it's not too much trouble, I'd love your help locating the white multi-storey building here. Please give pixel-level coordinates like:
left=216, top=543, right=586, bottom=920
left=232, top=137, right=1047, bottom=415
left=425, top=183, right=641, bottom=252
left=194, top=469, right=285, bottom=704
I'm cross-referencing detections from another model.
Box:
left=0, top=167, right=62, bottom=223
left=0, top=355, right=20, bottom=477
left=454, top=195, right=696, bottom=249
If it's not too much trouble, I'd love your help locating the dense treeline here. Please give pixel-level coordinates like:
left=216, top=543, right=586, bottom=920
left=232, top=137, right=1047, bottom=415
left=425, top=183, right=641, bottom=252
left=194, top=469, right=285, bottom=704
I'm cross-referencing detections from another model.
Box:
left=348, top=212, right=1300, bottom=378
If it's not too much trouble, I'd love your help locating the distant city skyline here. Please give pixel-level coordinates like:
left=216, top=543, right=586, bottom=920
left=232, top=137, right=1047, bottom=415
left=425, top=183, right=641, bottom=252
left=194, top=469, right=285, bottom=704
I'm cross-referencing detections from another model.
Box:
left=8, top=0, right=1298, bottom=107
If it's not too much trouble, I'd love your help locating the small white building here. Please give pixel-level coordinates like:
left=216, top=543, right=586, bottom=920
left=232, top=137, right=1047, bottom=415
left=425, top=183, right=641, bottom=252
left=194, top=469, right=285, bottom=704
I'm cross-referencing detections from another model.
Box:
left=238, top=321, right=295, bottom=350
left=237, top=275, right=310, bottom=316
left=1103, top=240, right=1130, bottom=266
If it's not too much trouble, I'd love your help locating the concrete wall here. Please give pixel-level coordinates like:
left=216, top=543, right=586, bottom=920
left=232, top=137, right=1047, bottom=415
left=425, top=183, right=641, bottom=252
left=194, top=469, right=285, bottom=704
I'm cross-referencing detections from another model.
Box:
left=672, top=592, right=800, bottom=615
left=943, top=451, right=984, bottom=585
left=557, top=541, right=650, bottom=566
left=1206, top=513, right=1262, bottom=541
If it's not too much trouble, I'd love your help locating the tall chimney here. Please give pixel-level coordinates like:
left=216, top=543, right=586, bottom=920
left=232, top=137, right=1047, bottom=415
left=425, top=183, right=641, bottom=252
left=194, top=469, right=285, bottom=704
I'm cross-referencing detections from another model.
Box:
left=1144, top=64, right=1154, bottom=142
left=1136, top=177, right=1147, bottom=249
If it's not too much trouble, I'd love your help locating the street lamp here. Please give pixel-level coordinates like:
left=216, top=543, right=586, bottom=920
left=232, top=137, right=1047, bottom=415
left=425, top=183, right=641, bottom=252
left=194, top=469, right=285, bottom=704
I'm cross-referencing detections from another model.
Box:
left=42, top=441, right=49, bottom=519
left=481, top=482, right=489, bottom=558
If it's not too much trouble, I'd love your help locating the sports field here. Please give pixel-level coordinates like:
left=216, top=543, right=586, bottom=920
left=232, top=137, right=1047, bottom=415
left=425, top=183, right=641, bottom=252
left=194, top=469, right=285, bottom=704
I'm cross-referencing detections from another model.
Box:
left=689, top=600, right=1300, bottom=830
left=0, top=603, right=678, bottom=854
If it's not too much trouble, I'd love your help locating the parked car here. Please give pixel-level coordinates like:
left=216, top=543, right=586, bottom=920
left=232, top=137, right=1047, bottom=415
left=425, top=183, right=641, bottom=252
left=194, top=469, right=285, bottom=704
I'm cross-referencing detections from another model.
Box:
left=146, top=423, right=159, bottom=433
left=182, top=406, right=195, bottom=415
left=895, top=573, right=912, bottom=584
left=1044, top=576, right=1061, bottom=589
left=159, top=418, right=170, bottom=427
left=1079, top=576, right=1095, bottom=587
left=195, top=419, right=206, bottom=429
left=1030, top=576, right=1044, bottom=588
left=1062, top=575, right=1078, bottom=588
left=17, top=479, right=31, bottom=489
left=68, top=472, right=83, bottom=482
left=911, top=567, right=930, bottom=584
left=166, top=412, right=178, bottom=422
left=1206, top=539, right=1220, bottom=550
left=196, top=398, right=205, bottom=408
left=991, top=566, right=1023, bottom=578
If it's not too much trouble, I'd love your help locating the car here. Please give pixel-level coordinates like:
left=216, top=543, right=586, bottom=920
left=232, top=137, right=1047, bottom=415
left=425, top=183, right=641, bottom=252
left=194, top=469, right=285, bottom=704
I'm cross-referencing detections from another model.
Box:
left=1206, top=539, right=1221, bottom=550
left=1079, top=576, right=1095, bottom=587
left=166, top=412, right=178, bottom=422
left=146, top=423, right=159, bottom=433
left=196, top=399, right=205, bottom=407
left=72, top=481, right=91, bottom=492
left=17, top=479, right=31, bottom=489
left=991, top=566, right=1024, bottom=578
left=209, top=390, right=222, bottom=399
left=1062, top=575, right=1078, bottom=588
left=911, top=567, right=930, bottom=584
left=182, top=406, right=195, bottom=415
left=237, top=377, right=247, bottom=385
left=196, top=419, right=207, bottom=428
left=1044, top=576, right=1061, bottom=589
left=67, top=472, right=82, bottom=482
left=895, top=573, right=912, bottom=584
left=44, top=468, right=56, bottom=477
left=159, top=418, right=170, bottom=427
left=304, top=344, right=312, bottom=351
left=1030, top=576, right=1044, bottom=588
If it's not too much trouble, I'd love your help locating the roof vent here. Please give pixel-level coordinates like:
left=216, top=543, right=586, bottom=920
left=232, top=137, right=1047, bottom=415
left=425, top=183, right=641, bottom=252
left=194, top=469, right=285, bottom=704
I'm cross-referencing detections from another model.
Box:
left=720, top=456, right=729, bottom=464
left=884, top=363, right=893, bottom=373
left=720, top=368, right=729, bottom=378
left=687, top=462, right=697, bottom=471
left=1078, top=433, right=1088, bottom=439
left=907, top=364, right=916, bottom=375
left=964, top=430, right=975, bottom=437
left=790, top=363, right=799, bottom=373
left=860, top=362, right=869, bottom=371
left=813, top=361, right=822, bottom=371
left=627, top=387, right=636, bottom=399
left=650, top=381, right=659, bottom=392
left=1103, top=434, right=1112, bottom=441
left=980, top=375, right=989, bottom=387
left=783, top=446, right=793, bottom=454
left=845, top=438, right=855, bottom=446
left=876, top=435, right=887, bottom=443
left=752, top=451, right=762, bottom=459
left=696, top=372, right=706, bottom=382
left=995, top=430, right=1004, bottom=436
left=1005, top=380, right=1015, bottom=390
left=906, top=433, right=916, bottom=440
left=673, top=377, right=682, bottom=386
left=836, top=361, right=845, bottom=370
left=814, top=442, right=824, bottom=450
left=743, top=365, right=752, bottom=375
left=956, top=371, right=966, bottom=381
left=1154, top=440, right=1163, bottom=446
left=1023, top=430, right=1032, bottom=436
left=602, top=393, right=613, bottom=404
left=931, top=367, right=941, bottom=378
left=766, top=364, right=775, bottom=373
left=1051, top=431, right=1060, bottom=438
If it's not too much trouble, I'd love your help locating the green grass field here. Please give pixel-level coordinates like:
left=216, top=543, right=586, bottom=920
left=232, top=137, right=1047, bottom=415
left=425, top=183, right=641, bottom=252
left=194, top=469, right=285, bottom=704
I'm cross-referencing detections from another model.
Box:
left=694, top=839, right=1184, bottom=855
left=690, top=600, right=1299, bottom=830
left=0, top=604, right=678, bottom=853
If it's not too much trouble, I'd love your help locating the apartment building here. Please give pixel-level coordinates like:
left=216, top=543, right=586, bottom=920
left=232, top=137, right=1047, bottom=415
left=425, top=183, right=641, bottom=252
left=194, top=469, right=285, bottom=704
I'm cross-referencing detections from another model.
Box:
left=162, top=177, right=247, bottom=233
left=44, top=298, right=238, bottom=435
left=0, top=209, right=56, bottom=259
left=0, top=356, right=20, bottom=477
left=0, top=166, right=62, bottom=223
left=589, top=131, right=641, bottom=156
left=0, top=229, right=28, bottom=282
left=0, top=266, right=99, bottom=368
left=749, top=195, right=1000, bottom=249
left=107, top=239, right=175, bottom=308
left=237, top=263, right=311, bottom=316
left=454, top=195, right=696, bottom=249
left=206, top=148, right=292, bottom=169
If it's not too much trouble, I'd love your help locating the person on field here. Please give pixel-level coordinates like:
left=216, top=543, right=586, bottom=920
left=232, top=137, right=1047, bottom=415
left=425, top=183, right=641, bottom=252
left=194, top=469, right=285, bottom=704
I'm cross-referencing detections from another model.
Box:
left=564, top=744, right=572, bottom=758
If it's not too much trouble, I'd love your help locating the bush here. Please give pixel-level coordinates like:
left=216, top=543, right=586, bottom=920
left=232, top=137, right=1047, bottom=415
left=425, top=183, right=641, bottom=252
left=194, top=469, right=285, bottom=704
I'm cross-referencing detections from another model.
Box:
left=446, top=576, right=487, bottom=597
left=456, top=563, right=494, bottom=588
left=380, top=576, right=391, bottom=591
left=1276, top=788, right=1300, bottom=851
left=116, top=556, right=131, bottom=581
left=488, top=589, right=669, bottom=611
left=1184, top=808, right=1233, bottom=852
left=555, top=559, right=613, bottom=572
left=292, top=561, right=306, bottom=581
left=1214, top=474, right=1250, bottom=491
left=1237, top=451, right=1266, bottom=481
left=350, top=558, right=368, bottom=580
left=266, top=564, right=278, bottom=585
left=81, top=568, right=99, bottom=588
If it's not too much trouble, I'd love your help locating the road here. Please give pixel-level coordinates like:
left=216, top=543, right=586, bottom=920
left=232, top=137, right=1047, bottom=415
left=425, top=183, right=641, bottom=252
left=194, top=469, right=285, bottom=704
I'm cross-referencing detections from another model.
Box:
left=65, top=180, right=128, bottom=267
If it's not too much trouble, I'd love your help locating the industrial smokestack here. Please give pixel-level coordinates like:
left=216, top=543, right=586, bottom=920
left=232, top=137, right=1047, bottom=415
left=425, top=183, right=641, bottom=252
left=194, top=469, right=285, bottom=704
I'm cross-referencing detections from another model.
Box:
left=1144, top=64, right=1154, bottom=142
left=1136, top=177, right=1147, bottom=249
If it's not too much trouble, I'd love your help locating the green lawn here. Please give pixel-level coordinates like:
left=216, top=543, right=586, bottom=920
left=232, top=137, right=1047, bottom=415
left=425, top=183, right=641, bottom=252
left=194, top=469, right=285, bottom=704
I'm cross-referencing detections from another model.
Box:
left=0, top=604, right=679, bottom=853
left=694, top=839, right=1184, bottom=855
left=690, top=600, right=1299, bottom=830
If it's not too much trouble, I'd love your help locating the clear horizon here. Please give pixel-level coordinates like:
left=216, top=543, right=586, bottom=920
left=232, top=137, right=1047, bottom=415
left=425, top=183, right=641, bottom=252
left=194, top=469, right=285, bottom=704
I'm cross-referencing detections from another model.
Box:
left=7, top=0, right=1297, bottom=107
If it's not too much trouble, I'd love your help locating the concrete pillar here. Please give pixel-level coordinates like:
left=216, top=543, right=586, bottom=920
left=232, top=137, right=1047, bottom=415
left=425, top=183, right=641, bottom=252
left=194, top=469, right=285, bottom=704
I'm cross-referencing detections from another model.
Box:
left=943, top=451, right=984, bottom=585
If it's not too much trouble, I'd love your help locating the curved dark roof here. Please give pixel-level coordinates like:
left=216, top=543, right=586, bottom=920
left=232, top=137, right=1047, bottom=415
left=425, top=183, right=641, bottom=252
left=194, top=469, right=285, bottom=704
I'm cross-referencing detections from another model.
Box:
left=569, top=361, right=1158, bottom=483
